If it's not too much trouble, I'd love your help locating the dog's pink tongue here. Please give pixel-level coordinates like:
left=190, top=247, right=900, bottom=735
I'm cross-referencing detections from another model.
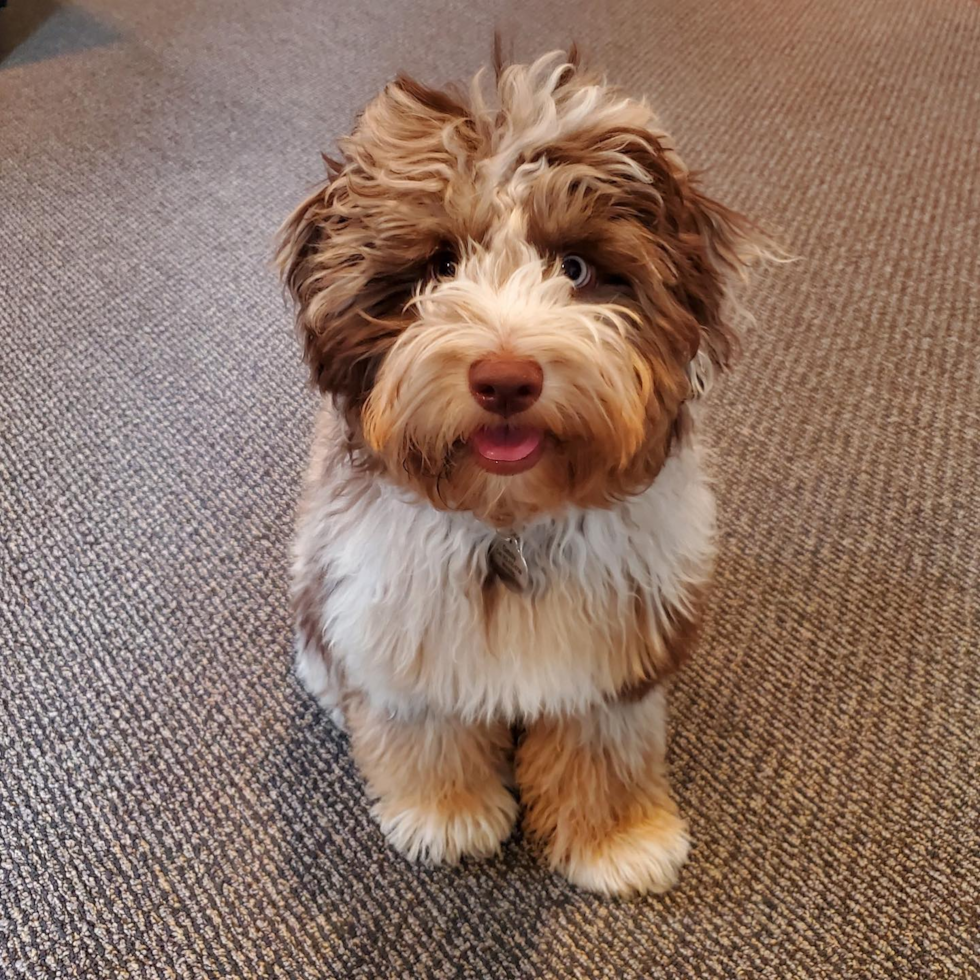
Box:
left=471, top=425, right=543, bottom=462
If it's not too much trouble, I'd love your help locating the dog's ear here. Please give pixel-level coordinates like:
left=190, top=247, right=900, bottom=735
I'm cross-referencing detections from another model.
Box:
left=275, top=170, right=411, bottom=403
left=276, top=77, right=466, bottom=403
left=276, top=169, right=357, bottom=398
left=667, top=179, right=772, bottom=396
left=617, top=138, right=774, bottom=395
left=276, top=163, right=337, bottom=328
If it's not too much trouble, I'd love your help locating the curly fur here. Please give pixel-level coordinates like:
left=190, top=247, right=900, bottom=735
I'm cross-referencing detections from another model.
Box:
left=278, top=48, right=773, bottom=896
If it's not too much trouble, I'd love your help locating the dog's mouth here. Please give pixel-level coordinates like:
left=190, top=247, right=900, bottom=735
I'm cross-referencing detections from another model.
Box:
left=469, top=424, right=545, bottom=475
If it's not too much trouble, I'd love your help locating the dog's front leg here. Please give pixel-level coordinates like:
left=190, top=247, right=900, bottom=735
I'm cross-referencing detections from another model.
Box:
left=345, top=693, right=518, bottom=865
left=517, top=688, right=690, bottom=897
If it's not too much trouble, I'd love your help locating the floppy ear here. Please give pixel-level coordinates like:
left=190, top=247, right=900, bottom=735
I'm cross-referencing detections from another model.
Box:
left=613, top=132, right=774, bottom=396
left=274, top=159, right=418, bottom=406
left=670, top=180, right=773, bottom=396
left=276, top=77, right=469, bottom=404
left=276, top=157, right=340, bottom=301
left=275, top=165, right=377, bottom=399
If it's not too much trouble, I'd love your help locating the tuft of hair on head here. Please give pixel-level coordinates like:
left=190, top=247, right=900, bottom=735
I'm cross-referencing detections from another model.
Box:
left=492, top=31, right=507, bottom=81
left=490, top=33, right=584, bottom=84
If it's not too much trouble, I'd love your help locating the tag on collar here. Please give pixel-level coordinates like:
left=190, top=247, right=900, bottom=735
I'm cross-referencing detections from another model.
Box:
left=488, top=533, right=530, bottom=594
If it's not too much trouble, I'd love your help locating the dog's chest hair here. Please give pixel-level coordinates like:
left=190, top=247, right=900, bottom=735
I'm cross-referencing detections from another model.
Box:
left=293, top=433, right=716, bottom=722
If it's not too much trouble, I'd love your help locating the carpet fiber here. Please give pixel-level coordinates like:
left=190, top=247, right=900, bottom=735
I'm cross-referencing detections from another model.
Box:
left=2, top=1, right=978, bottom=977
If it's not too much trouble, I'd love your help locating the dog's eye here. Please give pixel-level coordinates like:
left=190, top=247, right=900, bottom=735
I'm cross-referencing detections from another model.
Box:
left=431, top=249, right=457, bottom=279
left=561, top=255, right=594, bottom=289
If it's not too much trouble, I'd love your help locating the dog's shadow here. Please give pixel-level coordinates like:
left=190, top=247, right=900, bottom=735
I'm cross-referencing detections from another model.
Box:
left=262, top=685, right=599, bottom=974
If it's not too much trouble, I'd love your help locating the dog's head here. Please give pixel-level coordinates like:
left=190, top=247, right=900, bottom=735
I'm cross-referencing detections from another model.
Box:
left=278, top=50, right=770, bottom=526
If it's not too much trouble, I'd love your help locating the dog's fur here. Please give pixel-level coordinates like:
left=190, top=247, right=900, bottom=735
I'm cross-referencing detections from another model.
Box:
left=278, top=49, right=770, bottom=896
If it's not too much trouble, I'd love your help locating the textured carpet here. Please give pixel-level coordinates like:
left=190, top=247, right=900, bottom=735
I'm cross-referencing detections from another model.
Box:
left=1, top=0, right=978, bottom=977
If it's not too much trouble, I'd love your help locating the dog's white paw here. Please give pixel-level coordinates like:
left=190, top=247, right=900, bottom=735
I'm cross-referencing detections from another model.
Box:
left=373, top=784, right=518, bottom=866
left=294, top=641, right=346, bottom=730
left=559, top=811, right=691, bottom=897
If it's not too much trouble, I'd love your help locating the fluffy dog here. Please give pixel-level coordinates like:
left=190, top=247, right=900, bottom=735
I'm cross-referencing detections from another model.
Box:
left=277, top=48, right=769, bottom=896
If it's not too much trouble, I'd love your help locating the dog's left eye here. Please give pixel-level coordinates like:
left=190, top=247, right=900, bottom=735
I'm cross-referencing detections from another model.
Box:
left=561, top=255, right=594, bottom=289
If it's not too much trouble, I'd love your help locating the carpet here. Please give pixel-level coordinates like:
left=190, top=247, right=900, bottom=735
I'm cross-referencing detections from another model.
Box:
left=1, top=0, right=978, bottom=977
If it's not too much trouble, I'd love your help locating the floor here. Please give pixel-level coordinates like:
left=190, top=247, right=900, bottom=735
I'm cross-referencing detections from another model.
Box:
left=1, top=0, right=978, bottom=977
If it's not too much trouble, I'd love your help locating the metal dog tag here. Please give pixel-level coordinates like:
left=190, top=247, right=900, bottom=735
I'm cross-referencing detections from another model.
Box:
left=488, top=533, right=530, bottom=594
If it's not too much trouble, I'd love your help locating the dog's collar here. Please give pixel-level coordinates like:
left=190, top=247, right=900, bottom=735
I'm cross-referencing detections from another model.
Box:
left=486, top=532, right=531, bottom=594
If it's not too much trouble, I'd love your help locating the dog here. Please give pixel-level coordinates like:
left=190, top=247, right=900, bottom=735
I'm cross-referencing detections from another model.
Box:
left=277, top=48, right=769, bottom=897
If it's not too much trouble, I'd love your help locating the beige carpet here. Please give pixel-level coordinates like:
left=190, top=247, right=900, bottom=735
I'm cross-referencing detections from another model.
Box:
left=1, top=0, right=978, bottom=977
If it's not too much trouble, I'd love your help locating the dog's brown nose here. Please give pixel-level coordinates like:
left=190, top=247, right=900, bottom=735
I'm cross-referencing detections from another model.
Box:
left=468, top=357, right=543, bottom=416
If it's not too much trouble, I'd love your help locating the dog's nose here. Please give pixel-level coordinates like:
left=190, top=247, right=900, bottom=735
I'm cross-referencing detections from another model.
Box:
left=468, top=357, right=543, bottom=416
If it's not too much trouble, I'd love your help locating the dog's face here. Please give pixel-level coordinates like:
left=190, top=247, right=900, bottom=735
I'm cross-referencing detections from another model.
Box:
left=279, top=52, right=766, bottom=526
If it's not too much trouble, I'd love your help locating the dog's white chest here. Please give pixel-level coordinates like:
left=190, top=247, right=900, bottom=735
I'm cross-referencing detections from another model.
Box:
left=294, top=443, right=715, bottom=722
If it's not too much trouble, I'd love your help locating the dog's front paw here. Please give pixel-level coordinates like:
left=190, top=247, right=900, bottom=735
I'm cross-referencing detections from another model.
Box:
left=555, top=808, right=691, bottom=898
left=373, top=783, right=518, bottom=866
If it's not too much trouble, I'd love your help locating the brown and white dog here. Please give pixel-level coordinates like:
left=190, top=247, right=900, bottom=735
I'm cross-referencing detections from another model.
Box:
left=277, top=49, right=770, bottom=897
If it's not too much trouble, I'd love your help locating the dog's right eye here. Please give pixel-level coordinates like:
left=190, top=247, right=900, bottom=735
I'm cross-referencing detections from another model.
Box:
left=431, top=250, right=457, bottom=279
